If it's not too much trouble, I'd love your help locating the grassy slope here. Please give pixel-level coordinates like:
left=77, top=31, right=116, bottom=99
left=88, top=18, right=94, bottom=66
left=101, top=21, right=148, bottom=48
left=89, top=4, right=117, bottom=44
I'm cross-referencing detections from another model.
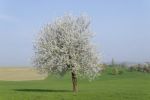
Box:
left=0, top=68, right=150, bottom=100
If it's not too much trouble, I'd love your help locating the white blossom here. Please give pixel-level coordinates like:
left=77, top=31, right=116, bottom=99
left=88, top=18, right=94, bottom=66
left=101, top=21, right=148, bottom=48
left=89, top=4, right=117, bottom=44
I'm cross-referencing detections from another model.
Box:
left=33, top=14, right=102, bottom=80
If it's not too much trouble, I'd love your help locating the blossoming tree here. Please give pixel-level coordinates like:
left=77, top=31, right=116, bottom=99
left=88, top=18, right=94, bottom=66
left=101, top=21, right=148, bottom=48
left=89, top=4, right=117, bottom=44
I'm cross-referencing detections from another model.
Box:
left=33, top=14, right=101, bottom=93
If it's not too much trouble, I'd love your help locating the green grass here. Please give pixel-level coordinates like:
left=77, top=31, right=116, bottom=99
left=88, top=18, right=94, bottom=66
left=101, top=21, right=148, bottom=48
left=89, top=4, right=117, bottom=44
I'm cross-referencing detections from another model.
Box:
left=0, top=68, right=150, bottom=100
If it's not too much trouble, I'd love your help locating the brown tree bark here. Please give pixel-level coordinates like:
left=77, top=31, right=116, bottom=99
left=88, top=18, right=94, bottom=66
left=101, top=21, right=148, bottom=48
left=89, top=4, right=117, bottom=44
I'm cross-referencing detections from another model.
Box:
left=72, top=71, right=78, bottom=93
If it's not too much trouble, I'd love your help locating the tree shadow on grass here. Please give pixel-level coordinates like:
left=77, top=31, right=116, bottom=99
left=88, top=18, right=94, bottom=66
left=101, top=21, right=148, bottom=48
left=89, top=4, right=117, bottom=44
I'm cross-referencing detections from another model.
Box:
left=14, top=89, right=72, bottom=93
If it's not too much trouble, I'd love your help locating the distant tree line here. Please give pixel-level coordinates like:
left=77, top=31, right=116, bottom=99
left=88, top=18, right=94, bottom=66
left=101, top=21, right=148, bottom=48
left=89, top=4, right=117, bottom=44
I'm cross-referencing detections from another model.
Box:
left=102, top=58, right=150, bottom=75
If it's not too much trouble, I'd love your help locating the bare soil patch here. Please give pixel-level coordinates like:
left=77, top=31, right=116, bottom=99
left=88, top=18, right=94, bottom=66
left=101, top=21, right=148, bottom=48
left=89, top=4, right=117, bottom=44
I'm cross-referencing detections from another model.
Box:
left=0, top=67, right=47, bottom=81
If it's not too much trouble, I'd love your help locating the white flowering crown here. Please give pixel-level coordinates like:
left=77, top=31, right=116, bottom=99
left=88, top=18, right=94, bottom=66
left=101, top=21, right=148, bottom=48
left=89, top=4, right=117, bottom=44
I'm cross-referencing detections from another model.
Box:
left=33, top=14, right=102, bottom=80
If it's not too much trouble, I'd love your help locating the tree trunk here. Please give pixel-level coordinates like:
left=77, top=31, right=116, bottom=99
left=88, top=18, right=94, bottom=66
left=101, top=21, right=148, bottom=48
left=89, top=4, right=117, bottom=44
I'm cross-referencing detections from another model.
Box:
left=71, top=71, right=77, bottom=93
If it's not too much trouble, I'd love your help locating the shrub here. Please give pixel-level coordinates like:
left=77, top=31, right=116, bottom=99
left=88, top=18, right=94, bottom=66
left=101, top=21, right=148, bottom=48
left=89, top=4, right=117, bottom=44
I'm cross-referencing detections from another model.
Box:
left=111, top=67, right=124, bottom=75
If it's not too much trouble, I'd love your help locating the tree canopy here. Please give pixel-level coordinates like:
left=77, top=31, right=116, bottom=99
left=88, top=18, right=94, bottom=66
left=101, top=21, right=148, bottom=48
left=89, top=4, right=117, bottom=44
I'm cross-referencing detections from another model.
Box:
left=33, top=14, right=101, bottom=80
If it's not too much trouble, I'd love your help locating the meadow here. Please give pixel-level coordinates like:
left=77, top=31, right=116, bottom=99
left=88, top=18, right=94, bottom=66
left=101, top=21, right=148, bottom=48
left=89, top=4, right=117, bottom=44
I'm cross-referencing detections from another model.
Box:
left=0, top=67, right=150, bottom=100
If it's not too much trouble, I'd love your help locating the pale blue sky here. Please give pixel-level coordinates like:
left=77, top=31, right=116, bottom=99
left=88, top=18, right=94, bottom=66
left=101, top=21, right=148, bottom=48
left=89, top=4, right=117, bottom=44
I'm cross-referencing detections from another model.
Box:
left=0, top=0, right=150, bottom=66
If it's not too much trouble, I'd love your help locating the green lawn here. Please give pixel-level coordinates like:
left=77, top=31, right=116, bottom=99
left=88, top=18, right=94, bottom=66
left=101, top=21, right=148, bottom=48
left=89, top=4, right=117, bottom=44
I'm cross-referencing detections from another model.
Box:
left=0, top=68, right=150, bottom=100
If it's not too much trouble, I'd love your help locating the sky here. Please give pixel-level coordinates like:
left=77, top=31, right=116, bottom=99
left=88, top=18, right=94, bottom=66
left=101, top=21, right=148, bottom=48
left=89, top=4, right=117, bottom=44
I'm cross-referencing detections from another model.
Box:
left=0, top=0, right=150, bottom=66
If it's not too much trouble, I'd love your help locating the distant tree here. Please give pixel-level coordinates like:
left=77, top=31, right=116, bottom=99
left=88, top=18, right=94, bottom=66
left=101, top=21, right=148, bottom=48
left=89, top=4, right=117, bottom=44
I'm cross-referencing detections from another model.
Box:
left=111, top=58, right=115, bottom=67
left=33, top=14, right=102, bottom=93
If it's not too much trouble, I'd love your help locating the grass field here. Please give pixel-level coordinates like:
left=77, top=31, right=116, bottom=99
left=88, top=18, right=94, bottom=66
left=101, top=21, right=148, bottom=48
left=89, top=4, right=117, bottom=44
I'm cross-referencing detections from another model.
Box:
left=0, top=67, right=150, bottom=100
